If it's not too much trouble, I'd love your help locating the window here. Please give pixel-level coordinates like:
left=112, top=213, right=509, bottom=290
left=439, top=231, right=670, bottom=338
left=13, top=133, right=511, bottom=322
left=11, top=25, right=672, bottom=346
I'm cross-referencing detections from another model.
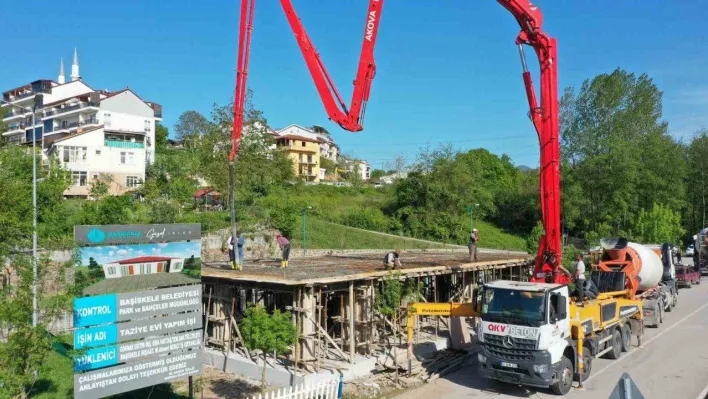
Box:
left=95, top=150, right=101, bottom=155
left=106, top=266, right=116, bottom=276
left=307, top=155, right=313, bottom=163
left=301, top=141, right=306, bottom=147
left=144, top=120, right=151, bottom=132
left=104, top=113, right=112, bottom=127
left=299, top=154, right=303, bottom=162
left=62, top=146, right=87, bottom=163
left=120, top=152, right=135, bottom=165
left=126, top=176, right=141, bottom=188
left=71, top=171, right=88, bottom=187
left=139, top=264, right=147, bottom=274
left=120, top=266, right=130, bottom=276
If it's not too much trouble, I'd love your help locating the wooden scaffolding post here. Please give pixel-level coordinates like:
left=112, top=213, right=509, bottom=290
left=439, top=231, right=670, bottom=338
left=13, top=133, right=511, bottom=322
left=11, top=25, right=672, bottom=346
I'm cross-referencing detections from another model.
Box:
left=369, top=279, right=375, bottom=355
left=203, top=287, right=212, bottom=345
left=315, top=287, right=321, bottom=372
left=294, top=287, right=301, bottom=370
left=349, top=281, right=355, bottom=362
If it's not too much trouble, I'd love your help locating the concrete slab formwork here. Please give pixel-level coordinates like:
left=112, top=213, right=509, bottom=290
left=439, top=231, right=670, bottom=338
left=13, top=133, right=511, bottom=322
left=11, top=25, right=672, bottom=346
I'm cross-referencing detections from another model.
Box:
left=200, top=251, right=532, bottom=375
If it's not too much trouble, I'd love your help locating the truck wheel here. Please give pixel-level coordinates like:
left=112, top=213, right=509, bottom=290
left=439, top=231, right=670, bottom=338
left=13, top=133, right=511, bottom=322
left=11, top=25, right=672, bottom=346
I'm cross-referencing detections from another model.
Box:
left=550, top=356, right=573, bottom=395
left=621, top=324, right=632, bottom=352
left=604, top=329, right=622, bottom=360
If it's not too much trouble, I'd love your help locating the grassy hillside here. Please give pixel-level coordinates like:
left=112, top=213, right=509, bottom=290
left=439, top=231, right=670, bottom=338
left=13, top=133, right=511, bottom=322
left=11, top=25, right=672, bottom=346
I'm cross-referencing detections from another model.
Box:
left=290, top=217, right=526, bottom=251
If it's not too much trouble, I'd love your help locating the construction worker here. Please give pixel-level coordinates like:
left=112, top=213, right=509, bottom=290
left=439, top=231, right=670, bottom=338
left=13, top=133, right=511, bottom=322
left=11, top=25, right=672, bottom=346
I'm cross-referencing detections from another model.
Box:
left=469, top=228, right=479, bottom=262
left=226, top=233, right=240, bottom=270
left=384, top=249, right=402, bottom=270
left=574, top=253, right=586, bottom=304
left=236, top=231, right=246, bottom=269
left=276, top=233, right=291, bottom=268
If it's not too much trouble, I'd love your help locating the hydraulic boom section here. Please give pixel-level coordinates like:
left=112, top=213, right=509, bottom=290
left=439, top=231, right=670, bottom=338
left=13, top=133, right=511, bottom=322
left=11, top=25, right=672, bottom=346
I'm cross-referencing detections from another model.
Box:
left=230, top=1, right=566, bottom=283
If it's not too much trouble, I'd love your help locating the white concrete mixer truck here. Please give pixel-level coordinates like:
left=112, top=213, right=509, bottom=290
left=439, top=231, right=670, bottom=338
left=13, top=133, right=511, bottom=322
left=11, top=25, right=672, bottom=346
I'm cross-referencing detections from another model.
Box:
left=594, top=238, right=679, bottom=328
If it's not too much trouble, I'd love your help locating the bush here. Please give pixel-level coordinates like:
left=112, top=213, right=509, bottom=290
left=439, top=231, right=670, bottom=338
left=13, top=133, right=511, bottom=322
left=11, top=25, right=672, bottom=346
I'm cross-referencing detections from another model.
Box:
left=340, top=208, right=389, bottom=231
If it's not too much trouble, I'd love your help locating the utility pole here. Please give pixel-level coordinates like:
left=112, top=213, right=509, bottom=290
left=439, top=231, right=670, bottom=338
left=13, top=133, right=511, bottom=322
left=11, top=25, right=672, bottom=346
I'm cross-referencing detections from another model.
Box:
left=302, top=206, right=312, bottom=256
left=31, top=95, right=40, bottom=327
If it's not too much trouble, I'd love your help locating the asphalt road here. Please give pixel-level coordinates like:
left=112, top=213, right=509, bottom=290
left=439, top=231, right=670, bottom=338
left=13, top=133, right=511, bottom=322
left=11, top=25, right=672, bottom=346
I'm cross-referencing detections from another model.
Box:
left=401, top=268, right=708, bottom=399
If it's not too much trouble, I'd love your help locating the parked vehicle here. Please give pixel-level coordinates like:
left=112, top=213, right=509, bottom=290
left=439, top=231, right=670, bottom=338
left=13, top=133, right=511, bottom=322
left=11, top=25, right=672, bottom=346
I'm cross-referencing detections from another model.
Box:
left=676, top=264, right=701, bottom=288
left=686, top=244, right=695, bottom=257
left=693, top=229, right=708, bottom=275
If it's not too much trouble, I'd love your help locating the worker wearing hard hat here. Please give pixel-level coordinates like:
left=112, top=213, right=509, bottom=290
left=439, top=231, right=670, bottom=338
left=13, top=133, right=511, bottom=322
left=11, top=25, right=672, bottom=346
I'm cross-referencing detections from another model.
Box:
left=469, top=229, right=479, bottom=262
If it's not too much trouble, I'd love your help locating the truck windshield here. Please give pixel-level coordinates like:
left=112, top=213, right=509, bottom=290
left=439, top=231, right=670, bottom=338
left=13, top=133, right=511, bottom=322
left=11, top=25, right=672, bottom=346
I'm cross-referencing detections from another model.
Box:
left=481, top=288, right=545, bottom=325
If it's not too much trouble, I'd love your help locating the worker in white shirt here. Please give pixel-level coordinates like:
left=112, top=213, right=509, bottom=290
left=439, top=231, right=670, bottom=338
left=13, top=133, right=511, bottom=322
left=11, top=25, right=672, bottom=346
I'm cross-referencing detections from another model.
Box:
left=384, top=249, right=402, bottom=270
left=574, top=253, right=586, bottom=304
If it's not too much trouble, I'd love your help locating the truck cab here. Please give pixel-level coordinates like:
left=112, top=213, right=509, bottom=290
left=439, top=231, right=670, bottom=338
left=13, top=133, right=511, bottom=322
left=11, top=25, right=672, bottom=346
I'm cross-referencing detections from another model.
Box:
left=477, top=281, right=575, bottom=394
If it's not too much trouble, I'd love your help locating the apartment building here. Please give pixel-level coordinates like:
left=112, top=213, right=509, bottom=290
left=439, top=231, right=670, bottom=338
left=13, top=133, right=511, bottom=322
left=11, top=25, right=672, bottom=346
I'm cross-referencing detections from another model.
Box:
left=1, top=49, right=162, bottom=197
left=275, top=133, right=321, bottom=182
left=345, top=159, right=371, bottom=181
left=276, top=124, right=339, bottom=163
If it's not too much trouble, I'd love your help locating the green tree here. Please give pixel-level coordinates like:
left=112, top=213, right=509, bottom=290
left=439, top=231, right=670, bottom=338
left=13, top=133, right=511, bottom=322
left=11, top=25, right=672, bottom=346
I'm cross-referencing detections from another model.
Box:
left=631, top=203, right=685, bottom=244
left=0, top=145, right=74, bottom=398
left=86, top=256, right=102, bottom=278
left=196, top=92, right=293, bottom=203
left=376, top=272, right=421, bottom=383
left=89, top=173, right=112, bottom=199
left=239, top=305, right=297, bottom=394
left=389, top=147, right=535, bottom=243
left=560, top=69, right=685, bottom=239
left=78, top=195, right=134, bottom=225
left=174, top=110, right=211, bottom=149
left=526, top=221, right=544, bottom=255
left=155, top=122, right=169, bottom=151
left=320, top=158, right=336, bottom=178
left=685, top=129, right=708, bottom=237
left=370, top=169, right=386, bottom=180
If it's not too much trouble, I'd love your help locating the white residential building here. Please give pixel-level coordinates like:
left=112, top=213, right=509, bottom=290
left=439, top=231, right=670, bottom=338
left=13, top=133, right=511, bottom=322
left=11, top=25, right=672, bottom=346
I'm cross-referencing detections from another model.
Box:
left=347, top=159, right=370, bottom=181
left=1, top=49, right=162, bottom=197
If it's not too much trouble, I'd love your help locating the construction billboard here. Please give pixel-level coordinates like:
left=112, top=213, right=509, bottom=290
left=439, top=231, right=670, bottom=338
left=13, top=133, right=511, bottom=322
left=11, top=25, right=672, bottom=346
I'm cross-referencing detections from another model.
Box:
left=72, top=223, right=202, bottom=399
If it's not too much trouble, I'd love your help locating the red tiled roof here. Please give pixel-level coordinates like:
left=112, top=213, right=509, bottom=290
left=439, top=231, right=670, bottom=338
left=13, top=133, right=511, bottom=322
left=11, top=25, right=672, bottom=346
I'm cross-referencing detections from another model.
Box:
left=115, top=256, right=175, bottom=264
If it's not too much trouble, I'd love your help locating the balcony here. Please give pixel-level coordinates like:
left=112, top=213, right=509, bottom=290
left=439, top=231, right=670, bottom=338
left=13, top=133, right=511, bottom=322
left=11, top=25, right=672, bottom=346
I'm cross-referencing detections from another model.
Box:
left=298, top=159, right=318, bottom=165
left=50, top=119, right=100, bottom=135
left=105, top=140, right=145, bottom=149
left=43, top=102, right=99, bottom=119
left=3, top=123, right=26, bottom=135
left=2, top=108, right=27, bottom=120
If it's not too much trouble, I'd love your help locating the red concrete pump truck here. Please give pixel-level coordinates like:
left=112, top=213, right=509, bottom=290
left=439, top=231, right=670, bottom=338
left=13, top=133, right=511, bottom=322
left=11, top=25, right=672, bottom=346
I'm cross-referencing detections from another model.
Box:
left=230, top=0, right=565, bottom=283
left=229, top=1, right=654, bottom=395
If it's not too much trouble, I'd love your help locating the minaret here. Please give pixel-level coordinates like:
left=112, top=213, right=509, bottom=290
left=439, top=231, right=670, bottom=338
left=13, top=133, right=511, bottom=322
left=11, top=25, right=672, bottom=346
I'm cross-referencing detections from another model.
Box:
left=58, top=57, right=65, bottom=84
left=71, top=48, right=81, bottom=81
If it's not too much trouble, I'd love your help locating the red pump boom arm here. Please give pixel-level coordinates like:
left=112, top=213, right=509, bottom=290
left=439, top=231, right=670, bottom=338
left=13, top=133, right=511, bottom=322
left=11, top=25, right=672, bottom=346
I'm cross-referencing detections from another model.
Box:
left=231, top=0, right=568, bottom=284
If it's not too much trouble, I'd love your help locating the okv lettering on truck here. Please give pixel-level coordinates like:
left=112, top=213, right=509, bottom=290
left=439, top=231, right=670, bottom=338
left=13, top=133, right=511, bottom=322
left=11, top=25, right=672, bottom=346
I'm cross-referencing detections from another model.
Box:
left=74, top=330, right=203, bottom=372
left=73, top=285, right=202, bottom=327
